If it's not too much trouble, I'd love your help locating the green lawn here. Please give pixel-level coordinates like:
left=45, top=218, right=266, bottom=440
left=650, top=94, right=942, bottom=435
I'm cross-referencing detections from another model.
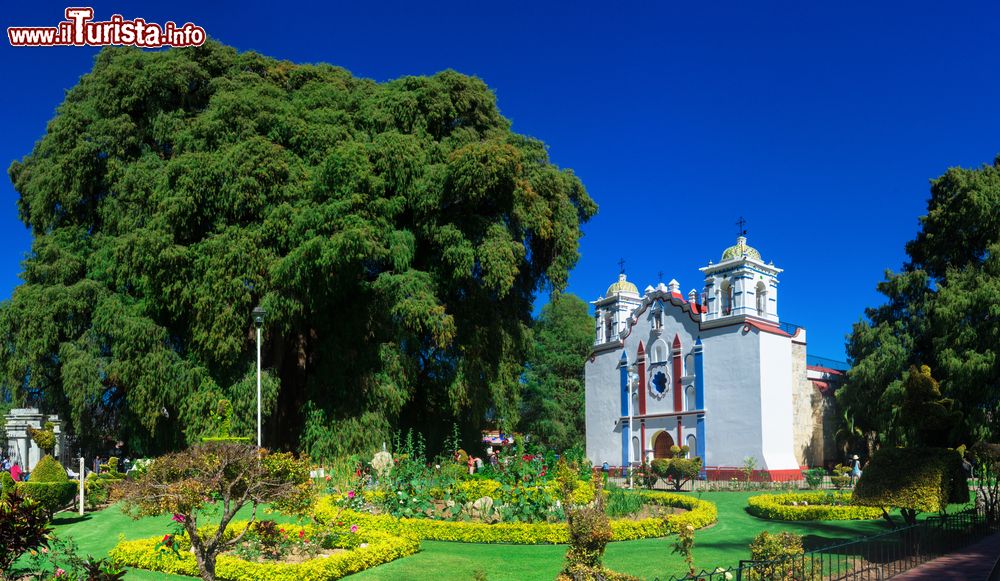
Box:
left=29, top=491, right=964, bottom=581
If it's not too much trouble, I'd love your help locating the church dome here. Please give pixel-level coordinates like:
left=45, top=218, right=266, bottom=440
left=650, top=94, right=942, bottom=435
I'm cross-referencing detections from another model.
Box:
left=606, top=273, right=639, bottom=296
left=721, top=236, right=762, bottom=261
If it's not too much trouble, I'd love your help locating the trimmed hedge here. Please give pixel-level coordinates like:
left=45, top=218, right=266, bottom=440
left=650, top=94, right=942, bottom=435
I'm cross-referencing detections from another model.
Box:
left=313, top=491, right=717, bottom=544
left=109, top=522, right=419, bottom=581
left=15, top=481, right=77, bottom=514
left=0, top=471, right=15, bottom=497
left=853, top=447, right=968, bottom=514
left=747, top=492, right=882, bottom=521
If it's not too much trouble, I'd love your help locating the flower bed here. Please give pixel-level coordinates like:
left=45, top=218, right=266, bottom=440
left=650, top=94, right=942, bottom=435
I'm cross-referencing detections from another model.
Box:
left=746, top=492, right=883, bottom=521
left=313, top=491, right=717, bottom=544
left=108, top=522, right=419, bottom=581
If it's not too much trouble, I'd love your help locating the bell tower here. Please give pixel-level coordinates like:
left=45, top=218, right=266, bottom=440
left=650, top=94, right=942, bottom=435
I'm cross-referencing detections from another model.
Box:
left=700, top=234, right=781, bottom=324
left=592, top=272, right=642, bottom=345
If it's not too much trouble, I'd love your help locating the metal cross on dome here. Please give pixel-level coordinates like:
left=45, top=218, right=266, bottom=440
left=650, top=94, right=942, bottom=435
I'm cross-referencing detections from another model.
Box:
left=736, top=216, right=748, bottom=237
left=618, top=257, right=626, bottom=274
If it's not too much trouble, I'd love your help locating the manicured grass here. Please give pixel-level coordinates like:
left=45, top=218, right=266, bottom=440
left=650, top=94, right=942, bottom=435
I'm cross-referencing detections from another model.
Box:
left=31, top=491, right=972, bottom=580
left=349, top=491, right=902, bottom=580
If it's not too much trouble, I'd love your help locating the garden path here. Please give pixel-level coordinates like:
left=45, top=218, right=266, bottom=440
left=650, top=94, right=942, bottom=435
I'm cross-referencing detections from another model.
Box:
left=888, top=531, right=1000, bottom=580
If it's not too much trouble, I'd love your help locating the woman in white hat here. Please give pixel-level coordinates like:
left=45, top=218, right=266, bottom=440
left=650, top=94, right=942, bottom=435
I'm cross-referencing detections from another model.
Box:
left=850, top=454, right=862, bottom=485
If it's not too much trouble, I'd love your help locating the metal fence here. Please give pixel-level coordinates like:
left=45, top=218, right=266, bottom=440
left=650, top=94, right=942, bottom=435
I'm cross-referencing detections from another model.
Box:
left=663, top=508, right=1000, bottom=581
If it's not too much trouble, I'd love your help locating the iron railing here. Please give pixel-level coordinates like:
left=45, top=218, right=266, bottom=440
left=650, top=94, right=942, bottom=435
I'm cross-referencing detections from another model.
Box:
left=662, top=508, right=999, bottom=581
left=806, top=354, right=850, bottom=372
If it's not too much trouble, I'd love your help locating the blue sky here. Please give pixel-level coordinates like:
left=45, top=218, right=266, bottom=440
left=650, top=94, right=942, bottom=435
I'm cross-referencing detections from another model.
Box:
left=2, top=1, right=999, bottom=361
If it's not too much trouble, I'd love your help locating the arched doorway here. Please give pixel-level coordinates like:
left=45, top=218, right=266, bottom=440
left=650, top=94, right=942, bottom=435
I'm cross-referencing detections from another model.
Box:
left=653, top=431, right=675, bottom=459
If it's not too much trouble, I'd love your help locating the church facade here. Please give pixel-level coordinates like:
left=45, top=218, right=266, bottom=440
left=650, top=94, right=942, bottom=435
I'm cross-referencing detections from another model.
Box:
left=584, top=236, right=839, bottom=479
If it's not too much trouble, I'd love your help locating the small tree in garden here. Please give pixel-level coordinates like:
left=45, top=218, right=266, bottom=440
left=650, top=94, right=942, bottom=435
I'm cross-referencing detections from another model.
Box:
left=672, top=524, right=697, bottom=577
left=742, top=456, right=758, bottom=484
left=970, top=442, right=1000, bottom=522
left=0, top=488, right=52, bottom=578
left=652, top=457, right=701, bottom=492
left=557, top=467, right=639, bottom=581
left=115, top=442, right=313, bottom=581
left=852, top=447, right=968, bottom=526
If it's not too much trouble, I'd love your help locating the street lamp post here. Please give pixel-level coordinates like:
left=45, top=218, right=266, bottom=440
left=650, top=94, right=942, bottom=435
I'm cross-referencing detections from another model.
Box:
left=628, top=368, right=638, bottom=489
left=252, top=306, right=266, bottom=448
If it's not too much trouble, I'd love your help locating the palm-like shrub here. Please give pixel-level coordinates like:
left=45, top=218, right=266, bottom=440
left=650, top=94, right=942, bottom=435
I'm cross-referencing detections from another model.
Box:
left=0, top=488, right=52, bottom=575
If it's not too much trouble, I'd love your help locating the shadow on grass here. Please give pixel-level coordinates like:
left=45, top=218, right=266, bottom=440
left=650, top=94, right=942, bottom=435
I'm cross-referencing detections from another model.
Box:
left=52, top=513, right=93, bottom=525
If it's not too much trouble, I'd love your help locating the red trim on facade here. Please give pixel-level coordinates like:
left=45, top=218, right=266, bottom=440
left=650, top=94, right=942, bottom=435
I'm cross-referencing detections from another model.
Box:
left=676, top=416, right=682, bottom=449
left=672, top=334, right=683, bottom=412
left=640, top=421, right=646, bottom=461
left=703, top=467, right=804, bottom=481
left=744, top=319, right=792, bottom=337
left=637, top=342, right=647, bottom=415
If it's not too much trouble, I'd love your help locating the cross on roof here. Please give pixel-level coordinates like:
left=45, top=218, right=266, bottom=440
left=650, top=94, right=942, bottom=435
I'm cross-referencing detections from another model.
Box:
left=657, top=270, right=664, bottom=282
left=618, top=258, right=626, bottom=274
left=736, top=216, right=748, bottom=237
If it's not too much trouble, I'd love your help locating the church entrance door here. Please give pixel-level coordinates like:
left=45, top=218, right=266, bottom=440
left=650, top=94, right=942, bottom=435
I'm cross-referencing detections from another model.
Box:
left=653, top=431, right=674, bottom=459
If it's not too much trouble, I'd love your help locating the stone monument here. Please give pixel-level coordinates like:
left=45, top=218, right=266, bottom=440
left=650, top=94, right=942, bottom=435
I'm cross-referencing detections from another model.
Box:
left=3, top=408, right=65, bottom=471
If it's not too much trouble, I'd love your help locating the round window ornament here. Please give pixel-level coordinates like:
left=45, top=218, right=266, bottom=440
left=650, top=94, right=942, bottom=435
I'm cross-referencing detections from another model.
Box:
left=649, top=370, right=670, bottom=399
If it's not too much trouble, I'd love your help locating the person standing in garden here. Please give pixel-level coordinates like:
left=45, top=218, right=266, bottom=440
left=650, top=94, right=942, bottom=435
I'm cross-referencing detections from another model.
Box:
left=850, top=454, right=862, bottom=485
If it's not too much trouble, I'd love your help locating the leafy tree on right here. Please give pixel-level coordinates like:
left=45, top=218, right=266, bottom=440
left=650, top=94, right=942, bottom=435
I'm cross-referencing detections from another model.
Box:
left=837, top=155, right=1000, bottom=455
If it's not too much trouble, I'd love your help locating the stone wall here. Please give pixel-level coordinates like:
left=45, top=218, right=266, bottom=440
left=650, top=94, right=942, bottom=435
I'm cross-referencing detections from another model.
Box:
left=791, top=339, right=816, bottom=466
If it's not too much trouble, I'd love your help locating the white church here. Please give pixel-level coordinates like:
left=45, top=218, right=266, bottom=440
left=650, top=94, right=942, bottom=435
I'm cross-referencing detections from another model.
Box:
left=584, top=235, right=841, bottom=480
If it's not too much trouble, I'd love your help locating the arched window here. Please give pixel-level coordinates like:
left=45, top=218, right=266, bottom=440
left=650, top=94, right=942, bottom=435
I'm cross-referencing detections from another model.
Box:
left=686, top=435, right=697, bottom=458
left=604, top=312, right=614, bottom=342
left=632, top=436, right=641, bottom=464
left=652, top=340, right=668, bottom=364
left=756, top=281, right=767, bottom=316
left=721, top=280, right=733, bottom=315
left=686, top=385, right=696, bottom=410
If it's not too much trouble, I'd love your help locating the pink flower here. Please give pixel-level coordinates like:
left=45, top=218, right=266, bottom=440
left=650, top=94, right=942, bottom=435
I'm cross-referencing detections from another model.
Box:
left=55, top=569, right=65, bottom=578
left=347, top=490, right=356, bottom=499
left=299, top=530, right=305, bottom=539
left=350, top=525, right=359, bottom=534
left=325, top=475, right=331, bottom=481
left=171, top=513, right=186, bottom=523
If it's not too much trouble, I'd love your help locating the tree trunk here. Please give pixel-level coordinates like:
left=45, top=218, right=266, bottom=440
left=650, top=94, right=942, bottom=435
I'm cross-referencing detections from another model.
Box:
left=194, top=548, right=217, bottom=581
left=880, top=507, right=896, bottom=528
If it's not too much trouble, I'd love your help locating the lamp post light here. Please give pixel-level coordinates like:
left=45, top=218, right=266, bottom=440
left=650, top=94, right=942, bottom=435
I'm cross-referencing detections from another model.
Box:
left=252, top=306, right=266, bottom=448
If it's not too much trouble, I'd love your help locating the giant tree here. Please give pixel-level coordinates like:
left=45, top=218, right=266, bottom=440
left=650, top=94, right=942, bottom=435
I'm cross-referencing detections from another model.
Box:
left=3, top=41, right=596, bottom=458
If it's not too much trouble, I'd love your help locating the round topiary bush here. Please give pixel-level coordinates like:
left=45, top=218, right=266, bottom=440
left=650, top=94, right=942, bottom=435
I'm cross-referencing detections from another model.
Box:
left=747, top=492, right=882, bottom=521
left=30, top=455, right=68, bottom=482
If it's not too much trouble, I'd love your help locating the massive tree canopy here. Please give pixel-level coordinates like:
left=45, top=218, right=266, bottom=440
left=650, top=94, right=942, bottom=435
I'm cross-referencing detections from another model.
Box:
left=2, top=41, right=596, bottom=459
left=838, top=156, right=1000, bottom=453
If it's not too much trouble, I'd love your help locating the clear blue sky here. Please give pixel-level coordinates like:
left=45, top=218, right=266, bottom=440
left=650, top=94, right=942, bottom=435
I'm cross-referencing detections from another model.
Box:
left=2, top=1, right=999, bottom=361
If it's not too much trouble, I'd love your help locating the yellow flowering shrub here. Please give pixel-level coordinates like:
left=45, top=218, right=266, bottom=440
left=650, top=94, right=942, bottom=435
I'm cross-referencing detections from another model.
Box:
left=312, top=491, right=716, bottom=544
left=747, top=492, right=882, bottom=521
left=108, top=521, right=419, bottom=581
